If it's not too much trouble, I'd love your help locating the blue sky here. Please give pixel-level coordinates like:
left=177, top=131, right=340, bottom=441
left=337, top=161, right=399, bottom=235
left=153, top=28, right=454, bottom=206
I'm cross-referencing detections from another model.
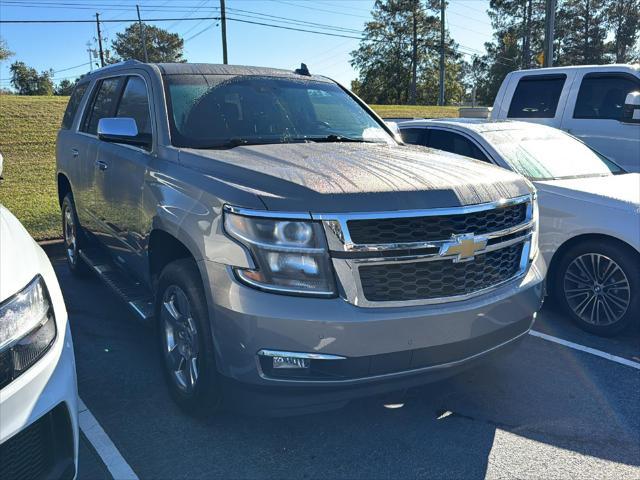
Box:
left=0, top=0, right=492, bottom=90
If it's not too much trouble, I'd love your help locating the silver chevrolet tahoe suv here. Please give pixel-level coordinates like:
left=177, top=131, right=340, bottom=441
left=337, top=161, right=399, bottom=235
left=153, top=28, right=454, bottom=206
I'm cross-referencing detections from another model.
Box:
left=56, top=61, right=545, bottom=416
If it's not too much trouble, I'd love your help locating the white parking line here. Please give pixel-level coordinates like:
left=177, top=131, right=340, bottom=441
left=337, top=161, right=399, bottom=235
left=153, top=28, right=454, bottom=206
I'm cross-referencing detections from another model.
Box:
left=529, top=330, right=640, bottom=370
left=78, top=398, right=139, bottom=480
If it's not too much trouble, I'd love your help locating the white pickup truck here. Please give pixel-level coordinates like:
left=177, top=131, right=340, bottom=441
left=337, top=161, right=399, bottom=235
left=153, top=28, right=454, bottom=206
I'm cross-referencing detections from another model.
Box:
left=490, top=65, right=640, bottom=172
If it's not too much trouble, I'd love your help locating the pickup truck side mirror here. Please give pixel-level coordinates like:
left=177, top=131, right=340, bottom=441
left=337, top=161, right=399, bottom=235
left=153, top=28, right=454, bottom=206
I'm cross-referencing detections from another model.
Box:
left=621, top=91, right=640, bottom=124
left=97, top=117, right=151, bottom=148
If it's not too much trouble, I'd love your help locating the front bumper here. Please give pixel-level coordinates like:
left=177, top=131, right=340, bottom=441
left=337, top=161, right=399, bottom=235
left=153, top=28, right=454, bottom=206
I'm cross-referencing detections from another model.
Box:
left=201, top=252, right=545, bottom=414
left=0, top=304, right=78, bottom=479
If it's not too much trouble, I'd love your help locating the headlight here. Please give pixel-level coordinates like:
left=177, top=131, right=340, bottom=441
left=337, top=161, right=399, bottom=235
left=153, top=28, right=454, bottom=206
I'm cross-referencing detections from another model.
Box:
left=224, top=211, right=336, bottom=296
left=0, top=276, right=57, bottom=386
left=529, top=194, right=539, bottom=261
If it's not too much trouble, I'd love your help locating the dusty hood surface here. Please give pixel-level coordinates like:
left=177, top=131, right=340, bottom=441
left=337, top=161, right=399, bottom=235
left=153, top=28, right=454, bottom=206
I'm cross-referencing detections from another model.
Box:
left=535, top=173, right=640, bottom=213
left=179, top=143, right=532, bottom=212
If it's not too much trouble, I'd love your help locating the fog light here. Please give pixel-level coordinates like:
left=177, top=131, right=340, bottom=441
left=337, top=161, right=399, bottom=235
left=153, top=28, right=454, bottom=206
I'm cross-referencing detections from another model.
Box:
left=272, top=356, right=310, bottom=369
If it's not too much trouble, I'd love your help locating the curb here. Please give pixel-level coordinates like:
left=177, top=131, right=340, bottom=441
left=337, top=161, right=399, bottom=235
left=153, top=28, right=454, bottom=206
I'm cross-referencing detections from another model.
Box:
left=39, top=238, right=65, bottom=257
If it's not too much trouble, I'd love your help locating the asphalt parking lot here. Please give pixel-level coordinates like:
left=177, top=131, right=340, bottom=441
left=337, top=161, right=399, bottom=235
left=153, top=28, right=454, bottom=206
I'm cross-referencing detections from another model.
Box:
left=45, top=245, right=640, bottom=480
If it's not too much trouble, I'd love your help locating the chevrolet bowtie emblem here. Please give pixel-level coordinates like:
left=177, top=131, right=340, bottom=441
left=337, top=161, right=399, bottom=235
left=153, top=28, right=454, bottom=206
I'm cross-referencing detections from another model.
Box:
left=439, top=234, right=488, bottom=262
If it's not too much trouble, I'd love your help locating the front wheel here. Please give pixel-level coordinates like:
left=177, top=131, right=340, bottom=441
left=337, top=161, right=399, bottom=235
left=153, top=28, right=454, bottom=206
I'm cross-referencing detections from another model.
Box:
left=156, top=259, right=222, bottom=415
left=555, top=240, right=639, bottom=336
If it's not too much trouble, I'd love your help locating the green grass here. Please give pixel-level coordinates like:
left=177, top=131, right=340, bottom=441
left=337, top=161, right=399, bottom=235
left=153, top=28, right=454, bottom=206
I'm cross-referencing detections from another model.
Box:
left=370, top=104, right=459, bottom=119
left=0, top=96, right=458, bottom=241
left=0, top=95, right=68, bottom=240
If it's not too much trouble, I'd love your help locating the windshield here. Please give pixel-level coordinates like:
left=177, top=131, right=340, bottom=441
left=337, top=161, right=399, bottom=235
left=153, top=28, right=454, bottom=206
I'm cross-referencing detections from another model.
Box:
left=163, top=74, right=393, bottom=149
left=482, top=128, right=623, bottom=180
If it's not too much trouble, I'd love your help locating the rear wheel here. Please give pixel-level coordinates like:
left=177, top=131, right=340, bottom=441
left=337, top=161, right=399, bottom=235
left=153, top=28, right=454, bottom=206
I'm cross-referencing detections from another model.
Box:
left=61, top=194, right=90, bottom=276
left=555, top=240, right=639, bottom=336
left=156, top=259, right=221, bottom=415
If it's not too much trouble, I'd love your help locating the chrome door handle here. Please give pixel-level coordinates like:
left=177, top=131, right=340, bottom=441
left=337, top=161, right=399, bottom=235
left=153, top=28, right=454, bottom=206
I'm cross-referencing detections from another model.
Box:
left=96, top=160, right=108, bottom=171
left=71, top=148, right=79, bottom=158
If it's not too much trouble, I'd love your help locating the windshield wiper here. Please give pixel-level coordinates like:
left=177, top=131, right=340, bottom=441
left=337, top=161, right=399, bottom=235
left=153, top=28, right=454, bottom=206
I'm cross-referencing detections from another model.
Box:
left=304, top=134, right=377, bottom=143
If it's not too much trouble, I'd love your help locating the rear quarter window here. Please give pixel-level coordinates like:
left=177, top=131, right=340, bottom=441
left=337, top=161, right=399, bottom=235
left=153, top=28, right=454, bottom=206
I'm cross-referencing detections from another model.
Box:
left=507, top=75, right=566, bottom=119
left=61, top=83, right=88, bottom=130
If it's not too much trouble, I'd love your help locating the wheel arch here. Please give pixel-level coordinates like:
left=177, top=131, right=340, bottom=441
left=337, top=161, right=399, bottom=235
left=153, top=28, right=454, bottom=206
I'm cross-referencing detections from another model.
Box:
left=148, top=229, right=202, bottom=286
left=57, top=173, right=72, bottom=206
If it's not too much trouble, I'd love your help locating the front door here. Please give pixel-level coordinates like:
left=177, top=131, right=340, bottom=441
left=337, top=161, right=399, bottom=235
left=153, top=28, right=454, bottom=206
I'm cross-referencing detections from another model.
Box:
left=561, top=72, right=640, bottom=172
left=94, top=74, right=154, bottom=280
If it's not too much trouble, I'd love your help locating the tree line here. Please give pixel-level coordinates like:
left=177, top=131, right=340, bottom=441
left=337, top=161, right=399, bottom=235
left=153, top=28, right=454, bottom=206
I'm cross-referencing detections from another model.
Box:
left=350, top=0, right=639, bottom=106
left=1, top=23, right=184, bottom=96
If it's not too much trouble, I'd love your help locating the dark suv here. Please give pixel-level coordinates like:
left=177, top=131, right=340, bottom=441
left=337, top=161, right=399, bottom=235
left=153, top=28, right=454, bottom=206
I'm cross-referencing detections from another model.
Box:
left=56, top=60, right=544, bottom=416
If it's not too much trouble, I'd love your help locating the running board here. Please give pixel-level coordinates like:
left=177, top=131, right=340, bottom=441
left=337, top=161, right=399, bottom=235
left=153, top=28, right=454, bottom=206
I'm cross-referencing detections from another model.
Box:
left=78, top=248, right=154, bottom=321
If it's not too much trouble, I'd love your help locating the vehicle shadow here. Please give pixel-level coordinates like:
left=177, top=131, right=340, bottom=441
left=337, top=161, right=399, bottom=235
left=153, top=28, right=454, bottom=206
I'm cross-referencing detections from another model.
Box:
left=50, top=253, right=640, bottom=479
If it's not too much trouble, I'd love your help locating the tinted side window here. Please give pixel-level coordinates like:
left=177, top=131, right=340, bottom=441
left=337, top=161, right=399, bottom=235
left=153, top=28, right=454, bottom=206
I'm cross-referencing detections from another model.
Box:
left=507, top=75, right=566, bottom=119
left=61, top=83, right=88, bottom=130
left=400, top=128, right=427, bottom=145
left=574, top=74, right=640, bottom=120
left=426, top=129, right=489, bottom=161
left=116, top=76, right=152, bottom=138
left=82, top=77, right=122, bottom=135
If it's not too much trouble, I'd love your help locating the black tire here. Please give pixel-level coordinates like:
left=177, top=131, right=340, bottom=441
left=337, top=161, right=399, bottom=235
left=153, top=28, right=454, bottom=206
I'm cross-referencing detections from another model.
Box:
left=155, top=258, right=222, bottom=415
left=554, top=240, right=639, bottom=336
left=61, top=193, right=90, bottom=276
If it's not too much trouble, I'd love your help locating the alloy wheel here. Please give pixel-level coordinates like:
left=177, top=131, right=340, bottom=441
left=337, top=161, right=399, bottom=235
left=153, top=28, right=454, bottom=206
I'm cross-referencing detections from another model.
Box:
left=563, top=253, right=631, bottom=326
left=63, top=204, right=78, bottom=266
left=161, top=285, right=200, bottom=393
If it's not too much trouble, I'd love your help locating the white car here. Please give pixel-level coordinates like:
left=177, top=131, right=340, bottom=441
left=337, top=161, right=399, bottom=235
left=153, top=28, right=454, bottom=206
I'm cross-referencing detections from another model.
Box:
left=0, top=156, right=79, bottom=478
left=490, top=64, right=640, bottom=173
left=399, top=119, right=640, bottom=336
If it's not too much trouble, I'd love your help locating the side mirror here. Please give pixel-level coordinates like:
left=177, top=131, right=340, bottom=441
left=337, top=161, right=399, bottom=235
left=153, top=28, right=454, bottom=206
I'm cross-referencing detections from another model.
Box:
left=97, top=118, right=151, bottom=148
left=621, top=91, right=640, bottom=124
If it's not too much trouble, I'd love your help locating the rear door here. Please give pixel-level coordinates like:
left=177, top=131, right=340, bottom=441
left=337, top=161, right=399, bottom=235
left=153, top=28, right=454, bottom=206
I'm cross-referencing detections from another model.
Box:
left=56, top=82, right=91, bottom=225
left=561, top=72, right=640, bottom=172
left=93, top=74, right=154, bottom=278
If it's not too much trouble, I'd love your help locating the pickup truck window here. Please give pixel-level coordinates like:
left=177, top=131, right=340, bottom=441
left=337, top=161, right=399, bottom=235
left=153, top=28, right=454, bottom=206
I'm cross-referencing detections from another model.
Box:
left=507, top=75, right=566, bottom=119
left=574, top=74, right=640, bottom=120
left=163, top=74, right=393, bottom=149
left=61, top=83, right=88, bottom=130
left=482, top=128, right=623, bottom=180
left=116, top=76, right=152, bottom=141
left=82, top=77, right=123, bottom=135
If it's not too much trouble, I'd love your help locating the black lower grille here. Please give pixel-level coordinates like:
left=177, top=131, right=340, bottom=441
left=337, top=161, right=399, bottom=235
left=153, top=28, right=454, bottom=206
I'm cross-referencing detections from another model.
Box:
left=0, top=404, right=75, bottom=480
left=359, top=243, right=523, bottom=302
left=347, top=202, right=528, bottom=244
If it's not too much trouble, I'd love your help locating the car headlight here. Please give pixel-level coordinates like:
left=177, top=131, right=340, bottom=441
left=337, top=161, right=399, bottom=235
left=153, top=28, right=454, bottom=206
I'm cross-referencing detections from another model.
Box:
left=224, top=210, right=336, bottom=296
left=0, top=275, right=57, bottom=386
left=529, top=194, right=539, bottom=261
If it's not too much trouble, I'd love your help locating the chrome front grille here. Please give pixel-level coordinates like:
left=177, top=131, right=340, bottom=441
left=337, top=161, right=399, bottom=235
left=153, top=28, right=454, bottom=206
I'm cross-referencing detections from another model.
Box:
left=315, top=194, right=534, bottom=307
left=347, top=202, right=527, bottom=244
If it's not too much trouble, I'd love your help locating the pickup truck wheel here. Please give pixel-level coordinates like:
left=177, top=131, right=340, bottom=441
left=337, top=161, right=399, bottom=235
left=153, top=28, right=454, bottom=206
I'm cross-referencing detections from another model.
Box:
left=61, top=194, right=90, bottom=276
left=555, top=240, right=639, bottom=337
left=156, top=259, right=221, bottom=415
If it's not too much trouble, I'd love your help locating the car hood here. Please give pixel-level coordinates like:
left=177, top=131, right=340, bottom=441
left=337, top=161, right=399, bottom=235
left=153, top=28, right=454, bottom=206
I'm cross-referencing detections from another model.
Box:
left=178, top=143, right=532, bottom=212
left=0, top=205, right=43, bottom=302
left=535, top=173, right=640, bottom=213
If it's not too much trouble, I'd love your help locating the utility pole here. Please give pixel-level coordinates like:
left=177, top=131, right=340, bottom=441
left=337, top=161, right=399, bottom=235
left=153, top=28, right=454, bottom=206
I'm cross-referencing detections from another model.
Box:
left=95, top=13, right=105, bottom=68
left=543, top=0, right=556, bottom=67
left=220, top=0, right=228, bottom=64
left=136, top=5, right=149, bottom=63
left=86, top=41, right=94, bottom=71
left=438, top=0, right=445, bottom=106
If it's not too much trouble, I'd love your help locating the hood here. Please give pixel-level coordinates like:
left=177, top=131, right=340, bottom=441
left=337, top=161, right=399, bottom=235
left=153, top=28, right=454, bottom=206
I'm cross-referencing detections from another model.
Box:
left=178, top=143, right=532, bottom=212
left=535, top=173, right=640, bottom=213
left=0, top=205, right=43, bottom=302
